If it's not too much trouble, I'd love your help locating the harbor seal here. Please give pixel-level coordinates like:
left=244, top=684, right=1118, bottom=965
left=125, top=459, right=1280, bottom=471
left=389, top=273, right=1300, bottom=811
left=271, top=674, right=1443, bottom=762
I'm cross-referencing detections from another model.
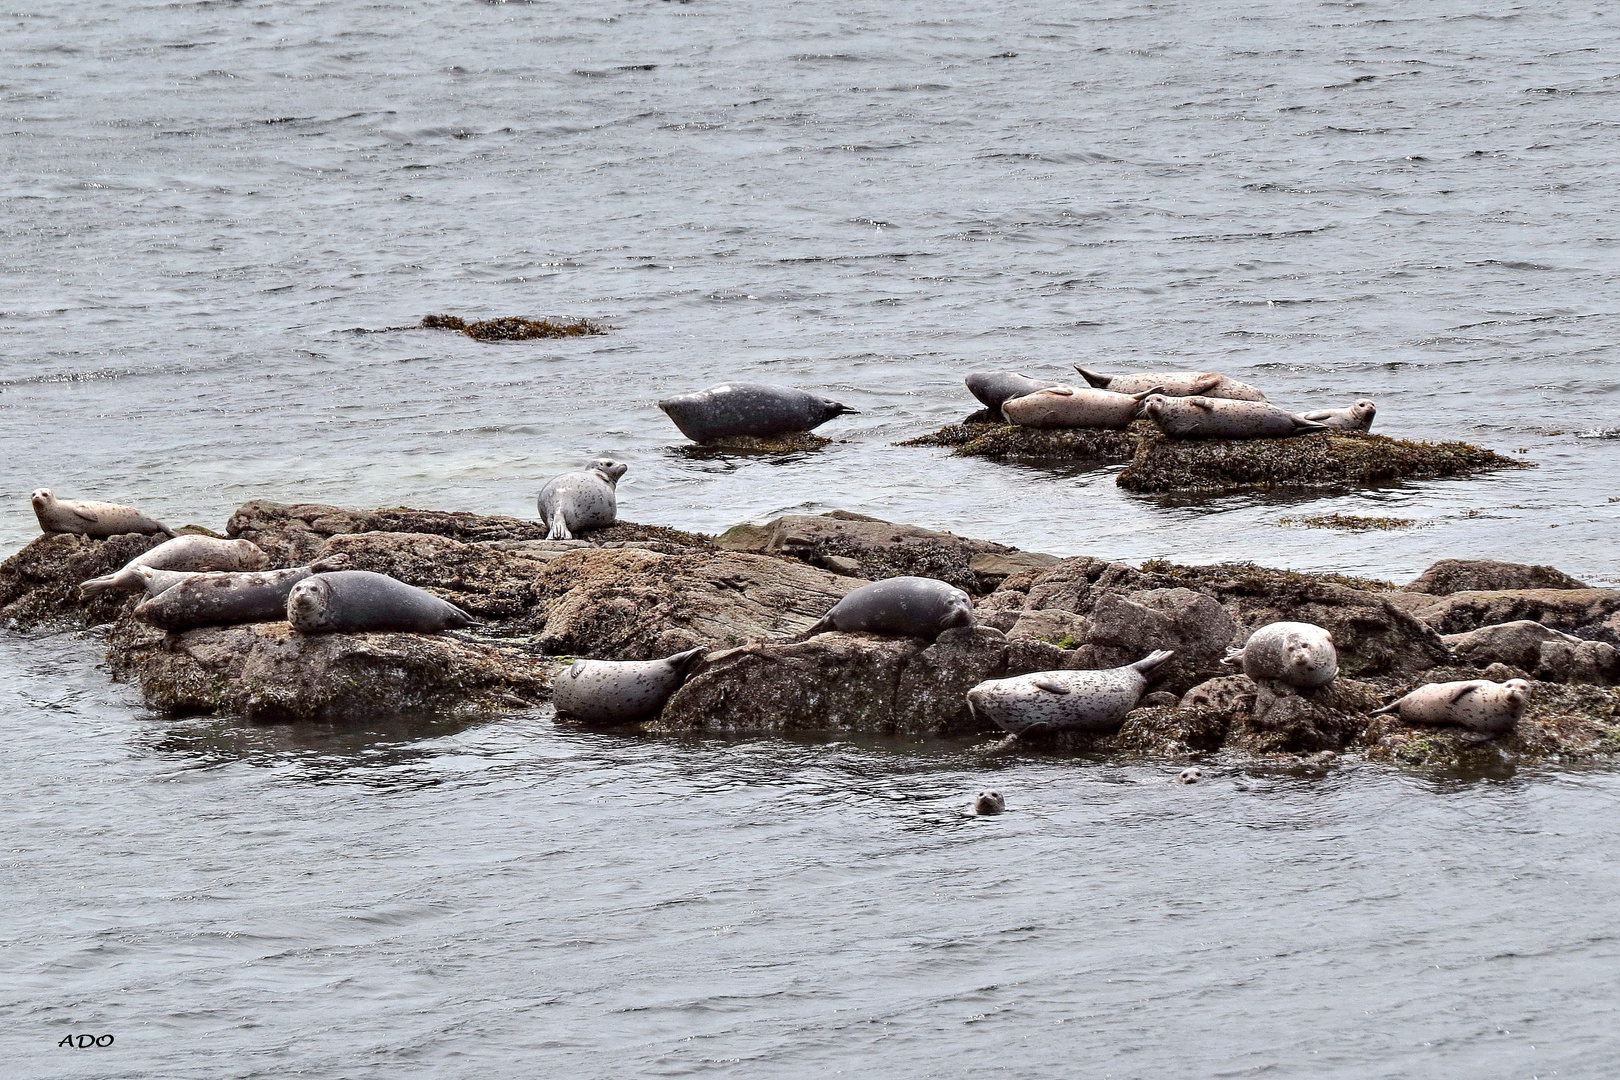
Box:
left=552, top=647, right=707, bottom=724
left=965, top=650, right=1176, bottom=735
left=1000, top=384, right=1161, bottom=429
left=79, top=536, right=267, bottom=595
left=286, top=570, right=472, bottom=634
left=658, top=383, right=858, bottom=443
left=1176, top=767, right=1202, bottom=784
left=31, top=489, right=174, bottom=538
left=964, top=371, right=1058, bottom=417
left=133, top=566, right=323, bottom=632
left=797, top=576, right=975, bottom=641
left=1141, top=395, right=1328, bottom=439
left=1075, top=366, right=1267, bottom=402
left=974, top=790, right=1005, bottom=815
left=1371, top=678, right=1530, bottom=737
left=1222, top=622, right=1338, bottom=688
left=538, top=459, right=625, bottom=541
left=1302, top=400, right=1377, bottom=432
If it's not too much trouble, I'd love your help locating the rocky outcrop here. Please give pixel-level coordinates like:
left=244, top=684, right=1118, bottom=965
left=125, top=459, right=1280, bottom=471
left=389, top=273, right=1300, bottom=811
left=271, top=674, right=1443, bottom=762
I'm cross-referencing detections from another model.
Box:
left=1389, top=588, right=1620, bottom=637
left=715, top=511, right=1057, bottom=595
left=106, top=619, right=554, bottom=724
left=899, top=420, right=1143, bottom=463
left=654, top=627, right=1083, bottom=736
left=1442, top=621, right=1620, bottom=685
left=1, top=531, right=170, bottom=631
left=1403, top=559, right=1588, bottom=595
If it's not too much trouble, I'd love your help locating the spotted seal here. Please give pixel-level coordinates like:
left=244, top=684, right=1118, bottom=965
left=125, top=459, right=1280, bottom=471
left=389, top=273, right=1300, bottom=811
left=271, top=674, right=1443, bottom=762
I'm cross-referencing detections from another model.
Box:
left=79, top=536, right=267, bottom=595
left=31, top=489, right=173, bottom=538
left=1141, top=395, right=1328, bottom=439
left=1222, top=622, right=1338, bottom=688
left=1302, top=400, right=1377, bottom=432
left=132, top=564, right=333, bottom=632
left=964, top=371, right=1058, bottom=417
left=1371, top=678, right=1530, bottom=737
left=1075, top=366, right=1267, bottom=402
left=538, top=459, right=626, bottom=541
left=974, top=790, right=1005, bottom=815
left=797, top=576, right=974, bottom=642
left=658, top=383, right=858, bottom=444
left=1000, top=384, right=1161, bottom=429
left=552, top=647, right=707, bottom=724
left=965, top=650, right=1176, bottom=735
left=286, top=570, right=472, bottom=634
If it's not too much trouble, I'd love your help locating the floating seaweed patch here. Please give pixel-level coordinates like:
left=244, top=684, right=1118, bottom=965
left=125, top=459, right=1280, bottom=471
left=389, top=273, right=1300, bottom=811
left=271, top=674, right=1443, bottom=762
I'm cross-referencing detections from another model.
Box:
left=1277, top=513, right=1418, bottom=532
left=422, top=314, right=608, bottom=340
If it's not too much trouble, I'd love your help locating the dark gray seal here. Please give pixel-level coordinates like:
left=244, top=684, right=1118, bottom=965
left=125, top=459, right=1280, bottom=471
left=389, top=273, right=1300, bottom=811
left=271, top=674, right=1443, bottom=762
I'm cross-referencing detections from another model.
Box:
left=133, top=566, right=321, bottom=632
left=80, top=536, right=267, bottom=595
left=658, top=383, right=857, bottom=443
left=1302, top=400, right=1377, bottom=432
left=1075, top=366, right=1267, bottom=402
left=286, top=570, right=472, bottom=634
left=1141, top=394, right=1328, bottom=439
left=31, top=488, right=174, bottom=538
left=964, top=371, right=1058, bottom=417
left=965, top=650, right=1175, bottom=735
left=538, top=459, right=626, bottom=541
left=798, top=576, right=974, bottom=641
left=1371, top=678, right=1530, bottom=737
left=552, top=647, right=707, bottom=724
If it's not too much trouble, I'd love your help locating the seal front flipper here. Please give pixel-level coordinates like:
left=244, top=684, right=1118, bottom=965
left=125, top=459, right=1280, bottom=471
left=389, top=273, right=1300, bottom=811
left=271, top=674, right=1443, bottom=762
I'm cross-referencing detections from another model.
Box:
left=1032, top=676, right=1072, bottom=695
left=1292, top=415, right=1331, bottom=432
left=1448, top=683, right=1481, bottom=705
left=71, top=507, right=99, bottom=523
left=1188, top=398, right=1216, bottom=412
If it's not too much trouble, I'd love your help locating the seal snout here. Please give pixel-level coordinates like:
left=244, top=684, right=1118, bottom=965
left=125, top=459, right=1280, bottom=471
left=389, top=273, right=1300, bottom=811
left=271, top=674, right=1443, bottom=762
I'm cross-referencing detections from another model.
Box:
left=974, top=790, right=1005, bottom=815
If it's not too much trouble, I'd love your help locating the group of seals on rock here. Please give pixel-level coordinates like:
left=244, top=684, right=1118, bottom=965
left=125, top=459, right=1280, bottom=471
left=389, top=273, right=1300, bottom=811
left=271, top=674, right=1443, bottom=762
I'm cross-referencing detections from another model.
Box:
left=80, top=535, right=268, bottom=595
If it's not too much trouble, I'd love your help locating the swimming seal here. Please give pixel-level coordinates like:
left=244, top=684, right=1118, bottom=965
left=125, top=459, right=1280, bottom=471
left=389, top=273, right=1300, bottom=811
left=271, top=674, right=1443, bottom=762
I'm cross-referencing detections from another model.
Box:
left=1176, top=767, right=1202, bottom=784
left=79, top=536, right=267, bottom=595
left=133, top=566, right=323, bottom=631
left=552, top=647, right=707, bottom=724
left=1000, top=384, right=1161, bottom=429
left=538, top=458, right=626, bottom=541
left=1074, top=366, right=1267, bottom=402
left=1302, top=400, right=1377, bottom=432
left=1222, top=622, right=1338, bottom=688
left=964, top=371, right=1058, bottom=417
left=1371, top=678, right=1530, bottom=737
left=31, top=489, right=174, bottom=538
left=286, top=570, right=472, bottom=634
left=1141, top=395, right=1329, bottom=439
left=974, top=790, right=1005, bottom=815
left=965, top=650, right=1176, bottom=735
left=658, top=383, right=857, bottom=443
left=798, top=576, right=975, bottom=641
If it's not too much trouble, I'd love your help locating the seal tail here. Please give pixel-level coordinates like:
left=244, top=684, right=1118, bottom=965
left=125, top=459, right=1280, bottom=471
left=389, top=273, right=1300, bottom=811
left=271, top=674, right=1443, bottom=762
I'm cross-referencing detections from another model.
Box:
left=1073, top=365, right=1110, bottom=389
left=1132, top=649, right=1176, bottom=676
left=1221, top=646, right=1244, bottom=668
left=1370, top=700, right=1400, bottom=716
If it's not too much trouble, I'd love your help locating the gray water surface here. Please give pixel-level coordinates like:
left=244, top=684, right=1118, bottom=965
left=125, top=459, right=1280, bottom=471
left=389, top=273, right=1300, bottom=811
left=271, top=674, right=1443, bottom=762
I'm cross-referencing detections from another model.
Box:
left=5, top=0, right=1620, bottom=1075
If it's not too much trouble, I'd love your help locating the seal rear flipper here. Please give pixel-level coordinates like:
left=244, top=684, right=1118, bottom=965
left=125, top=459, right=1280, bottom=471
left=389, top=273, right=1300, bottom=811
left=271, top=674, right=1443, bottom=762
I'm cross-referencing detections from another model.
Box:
left=1220, top=646, right=1244, bottom=667
left=787, top=614, right=834, bottom=643
left=1073, top=365, right=1110, bottom=389
left=545, top=519, right=573, bottom=541
left=1370, top=699, right=1401, bottom=716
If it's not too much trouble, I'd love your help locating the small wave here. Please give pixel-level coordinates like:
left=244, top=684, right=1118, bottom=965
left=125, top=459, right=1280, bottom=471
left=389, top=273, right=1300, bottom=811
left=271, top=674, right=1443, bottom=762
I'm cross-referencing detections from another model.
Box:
left=1576, top=429, right=1620, bottom=440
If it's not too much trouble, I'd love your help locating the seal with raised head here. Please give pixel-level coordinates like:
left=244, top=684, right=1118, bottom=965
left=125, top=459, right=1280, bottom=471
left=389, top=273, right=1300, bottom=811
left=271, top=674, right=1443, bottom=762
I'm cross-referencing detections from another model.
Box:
left=974, top=790, right=1005, bottom=815
left=965, top=650, right=1176, bottom=735
left=287, top=570, right=472, bottom=634
left=797, top=576, right=974, bottom=641
left=658, top=383, right=858, bottom=444
left=1000, top=384, right=1161, bottom=429
left=1302, top=400, right=1377, bottom=432
left=79, top=536, right=267, bottom=595
left=965, top=371, right=1058, bottom=417
left=133, top=565, right=326, bottom=632
left=31, top=489, right=174, bottom=538
left=1075, top=366, right=1267, bottom=402
left=1371, top=678, right=1530, bottom=736
left=1222, top=622, right=1338, bottom=688
left=1141, top=395, right=1328, bottom=439
left=538, top=458, right=626, bottom=541
left=552, top=647, right=707, bottom=724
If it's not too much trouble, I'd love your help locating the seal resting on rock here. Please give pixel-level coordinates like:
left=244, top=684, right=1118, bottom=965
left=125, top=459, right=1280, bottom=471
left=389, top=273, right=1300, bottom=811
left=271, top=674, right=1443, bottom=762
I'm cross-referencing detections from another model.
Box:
left=133, top=565, right=328, bottom=632
left=552, top=647, right=707, bottom=724
left=965, top=650, right=1175, bottom=735
left=1000, top=384, right=1162, bottom=429
left=79, top=536, right=267, bottom=595
left=1372, top=678, right=1531, bottom=737
left=797, top=576, right=974, bottom=641
left=538, top=459, right=625, bottom=541
left=287, top=570, right=472, bottom=634
left=1141, top=395, right=1328, bottom=439
left=1302, top=400, right=1377, bottom=432
left=974, top=790, right=1005, bottom=815
left=31, top=489, right=174, bottom=538
left=658, top=383, right=857, bottom=444
left=1223, top=622, right=1338, bottom=688
left=965, top=372, right=1058, bottom=417
left=1074, top=366, right=1267, bottom=402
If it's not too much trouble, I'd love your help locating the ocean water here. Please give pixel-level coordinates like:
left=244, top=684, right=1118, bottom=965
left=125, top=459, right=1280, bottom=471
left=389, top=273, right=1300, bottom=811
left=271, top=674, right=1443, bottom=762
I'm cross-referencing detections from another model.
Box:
left=4, top=0, right=1620, bottom=1075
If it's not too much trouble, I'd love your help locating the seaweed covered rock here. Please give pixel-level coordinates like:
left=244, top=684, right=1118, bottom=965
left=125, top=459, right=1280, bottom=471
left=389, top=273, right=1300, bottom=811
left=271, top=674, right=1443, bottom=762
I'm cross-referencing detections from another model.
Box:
left=715, top=511, right=1056, bottom=595
left=105, top=619, right=554, bottom=723
left=1117, top=431, right=1522, bottom=495
left=0, top=531, right=169, bottom=631
left=654, top=627, right=1079, bottom=736
left=529, top=547, right=861, bottom=660
left=1403, top=559, right=1588, bottom=595
left=1389, top=588, right=1620, bottom=637
left=899, top=420, right=1143, bottom=462
left=1059, top=587, right=1239, bottom=695
left=422, top=313, right=605, bottom=340
left=680, top=432, right=831, bottom=452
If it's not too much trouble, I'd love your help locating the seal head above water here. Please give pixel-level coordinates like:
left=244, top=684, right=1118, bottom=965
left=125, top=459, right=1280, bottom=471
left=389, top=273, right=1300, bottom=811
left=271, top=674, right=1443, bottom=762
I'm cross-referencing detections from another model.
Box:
left=965, top=650, right=1175, bottom=735
left=658, top=383, right=857, bottom=444
left=552, top=647, right=707, bottom=724
left=798, top=576, right=975, bottom=642
left=1371, top=678, right=1530, bottom=737
left=1223, top=622, right=1338, bottom=688
left=1075, top=366, right=1267, bottom=402
left=287, top=570, right=472, bottom=634
left=1141, top=395, right=1329, bottom=439
left=31, top=489, right=174, bottom=539
left=538, top=458, right=626, bottom=541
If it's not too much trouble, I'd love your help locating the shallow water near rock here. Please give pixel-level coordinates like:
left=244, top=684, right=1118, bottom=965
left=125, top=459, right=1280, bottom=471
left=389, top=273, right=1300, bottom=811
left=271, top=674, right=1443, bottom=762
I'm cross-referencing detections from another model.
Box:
left=5, top=0, right=1620, bottom=1075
